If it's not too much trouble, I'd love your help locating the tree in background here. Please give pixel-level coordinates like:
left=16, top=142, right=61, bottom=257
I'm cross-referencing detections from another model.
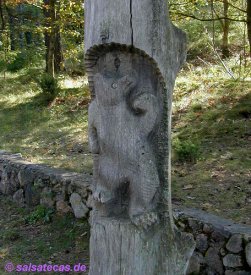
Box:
left=169, top=0, right=250, bottom=58
left=0, top=0, right=84, bottom=76
left=247, top=0, right=251, bottom=56
left=43, top=0, right=61, bottom=77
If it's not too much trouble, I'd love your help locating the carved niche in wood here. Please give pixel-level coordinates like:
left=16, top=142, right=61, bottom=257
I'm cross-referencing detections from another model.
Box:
left=88, top=50, right=167, bottom=228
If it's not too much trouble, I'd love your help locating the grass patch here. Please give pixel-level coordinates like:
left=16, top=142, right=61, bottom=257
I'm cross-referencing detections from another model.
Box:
left=0, top=195, right=90, bottom=268
left=0, top=71, right=92, bottom=173
left=172, top=58, right=251, bottom=225
left=24, top=205, right=54, bottom=225
left=0, top=56, right=250, bottom=225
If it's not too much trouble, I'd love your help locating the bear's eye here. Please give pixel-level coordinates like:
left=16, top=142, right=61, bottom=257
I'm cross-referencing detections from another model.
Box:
left=111, top=82, right=118, bottom=89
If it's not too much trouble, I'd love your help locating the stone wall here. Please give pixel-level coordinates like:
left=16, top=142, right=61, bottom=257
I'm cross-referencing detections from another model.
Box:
left=175, top=208, right=251, bottom=274
left=0, top=152, right=250, bottom=274
left=0, top=151, right=92, bottom=219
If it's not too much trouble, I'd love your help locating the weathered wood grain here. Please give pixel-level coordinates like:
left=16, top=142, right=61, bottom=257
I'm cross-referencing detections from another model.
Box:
left=85, top=0, right=194, bottom=274
left=89, top=213, right=194, bottom=275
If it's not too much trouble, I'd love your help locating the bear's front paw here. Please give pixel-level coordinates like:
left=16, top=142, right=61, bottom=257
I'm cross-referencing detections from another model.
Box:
left=93, top=187, right=114, bottom=204
left=131, top=211, right=159, bottom=230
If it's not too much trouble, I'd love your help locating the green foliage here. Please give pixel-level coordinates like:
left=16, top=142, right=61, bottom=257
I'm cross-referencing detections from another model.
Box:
left=5, top=48, right=45, bottom=73
left=64, top=45, right=85, bottom=76
left=39, top=73, right=60, bottom=102
left=59, top=0, right=85, bottom=74
left=0, top=59, right=6, bottom=72
left=191, top=103, right=203, bottom=112
left=7, top=52, right=27, bottom=72
left=173, top=138, right=200, bottom=163
left=169, top=0, right=249, bottom=61
left=25, top=205, right=54, bottom=225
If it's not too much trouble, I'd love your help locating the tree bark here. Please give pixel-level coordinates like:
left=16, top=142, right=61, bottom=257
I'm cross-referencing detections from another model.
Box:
left=53, top=1, right=63, bottom=74
left=6, top=7, right=16, bottom=50
left=222, top=0, right=230, bottom=58
left=90, top=214, right=194, bottom=275
left=247, top=0, right=251, bottom=57
left=0, top=0, right=5, bottom=30
left=85, top=0, right=195, bottom=274
left=44, top=0, right=63, bottom=75
left=17, top=4, right=25, bottom=49
left=44, top=0, right=56, bottom=77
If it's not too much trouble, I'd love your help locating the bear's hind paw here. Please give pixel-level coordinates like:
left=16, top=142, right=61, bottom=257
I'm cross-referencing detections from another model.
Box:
left=93, top=188, right=114, bottom=204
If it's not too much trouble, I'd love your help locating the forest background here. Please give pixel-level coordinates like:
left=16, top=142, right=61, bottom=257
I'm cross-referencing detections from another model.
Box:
left=0, top=0, right=250, bottom=224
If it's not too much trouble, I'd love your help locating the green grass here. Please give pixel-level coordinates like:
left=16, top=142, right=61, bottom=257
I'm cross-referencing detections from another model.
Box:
left=172, top=58, right=251, bottom=225
left=0, top=70, right=92, bottom=173
left=0, top=57, right=250, bottom=225
left=0, top=196, right=90, bottom=270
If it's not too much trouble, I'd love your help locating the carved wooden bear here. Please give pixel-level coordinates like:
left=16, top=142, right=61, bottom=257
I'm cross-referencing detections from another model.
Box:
left=88, top=51, right=163, bottom=228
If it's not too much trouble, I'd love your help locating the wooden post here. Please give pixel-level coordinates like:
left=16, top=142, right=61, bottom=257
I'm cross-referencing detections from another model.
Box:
left=85, top=1, right=195, bottom=274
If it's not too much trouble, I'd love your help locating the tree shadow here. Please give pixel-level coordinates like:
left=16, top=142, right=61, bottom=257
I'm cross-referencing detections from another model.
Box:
left=173, top=90, right=251, bottom=141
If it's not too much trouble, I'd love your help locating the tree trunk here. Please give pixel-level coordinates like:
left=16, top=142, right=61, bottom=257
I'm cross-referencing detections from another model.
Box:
left=54, top=30, right=63, bottom=73
left=85, top=0, right=195, bottom=274
left=25, top=32, right=32, bottom=45
left=222, top=0, right=230, bottom=58
left=0, top=0, right=5, bottom=30
left=47, top=30, right=55, bottom=77
left=5, top=5, right=19, bottom=51
left=90, top=214, right=194, bottom=275
left=44, top=0, right=63, bottom=75
left=247, top=0, right=251, bottom=57
left=17, top=4, right=25, bottom=49
left=43, top=0, right=56, bottom=77
left=44, top=32, right=50, bottom=72
left=8, top=13, right=15, bottom=50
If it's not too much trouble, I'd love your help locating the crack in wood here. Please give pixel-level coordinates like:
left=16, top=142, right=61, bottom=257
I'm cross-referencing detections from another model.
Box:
left=130, top=0, right=134, bottom=46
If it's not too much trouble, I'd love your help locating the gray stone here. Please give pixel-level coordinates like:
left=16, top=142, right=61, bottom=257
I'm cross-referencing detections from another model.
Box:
left=18, top=168, right=35, bottom=187
left=196, top=234, right=208, bottom=253
left=223, top=254, right=243, bottom=268
left=225, top=271, right=251, bottom=275
left=24, top=183, right=40, bottom=207
left=55, top=192, right=66, bottom=202
left=40, top=187, right=55, bottom=208
left=203, top=223, right=213, bottom=234
left=246, top=242, right=251, bottom=267
left=212, top=229, right=227, bottom=242
left=186, top=252, right=204, bottom=275
left=70, top=193, right=89, bottom=219
left=220, top=248, right=227, bottom=256
left=244, top=234, right=251, bottom=242
left=0, top=163, right=20, bottom=195
left=69, top=180, right=89, bottom=200
left=188, top=218, right=202, bottom=233
left=205, top=247, right=224, bottom=274
left=205, top=268, right=219, bottom=275
left=13, top=189, right=24, bottom=205
left=33, top=177, right=46, bottom=188
left=0, top=167, right=16, bottom=195
left=226, top=235, right=243, bottom=253
left=179, top=208, right=251, bottom=237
